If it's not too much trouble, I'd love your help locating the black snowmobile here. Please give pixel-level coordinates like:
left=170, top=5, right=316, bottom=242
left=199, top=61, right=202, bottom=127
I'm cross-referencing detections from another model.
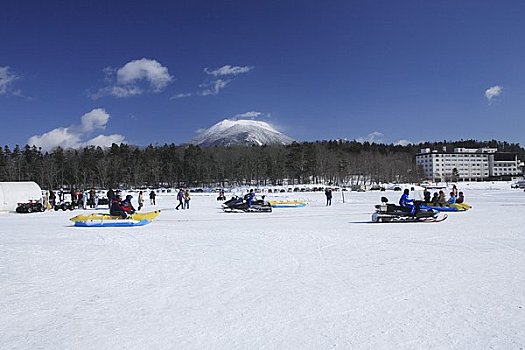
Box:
left=372, top=197, right=447, bottom=223
left=222, top=195, right=272, bottom=213
left=16, top=201, right=45, bottom=213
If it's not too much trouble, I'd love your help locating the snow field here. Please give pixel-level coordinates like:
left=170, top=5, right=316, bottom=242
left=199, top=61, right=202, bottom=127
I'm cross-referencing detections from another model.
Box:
left=1, top=184, right=525, bottom=349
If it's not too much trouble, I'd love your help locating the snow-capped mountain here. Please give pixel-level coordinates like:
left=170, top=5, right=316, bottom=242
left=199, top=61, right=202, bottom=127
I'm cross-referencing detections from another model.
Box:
left=191, top=119, right=294, bottom=147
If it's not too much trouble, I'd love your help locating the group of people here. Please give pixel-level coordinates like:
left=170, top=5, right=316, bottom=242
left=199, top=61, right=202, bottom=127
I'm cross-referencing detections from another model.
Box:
left=47, top=188, right=101, bottom=209
left=106, top=187, right=194, bottom=217
left=176, top=189, right=191, bottom=210
left=110, top=193, right=137, bottom=219
left=423, top=185, right=465, bottom=206
left=399, top=185, right=466, bottom=215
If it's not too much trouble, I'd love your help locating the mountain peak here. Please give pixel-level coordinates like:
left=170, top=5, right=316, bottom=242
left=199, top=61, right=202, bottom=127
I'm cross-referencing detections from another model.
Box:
left=191, top=119, right=294, bottom=147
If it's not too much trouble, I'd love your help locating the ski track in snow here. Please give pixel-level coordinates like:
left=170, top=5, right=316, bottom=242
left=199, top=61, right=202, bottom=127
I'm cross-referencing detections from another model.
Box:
left=1, top=184, right=525, bottom=349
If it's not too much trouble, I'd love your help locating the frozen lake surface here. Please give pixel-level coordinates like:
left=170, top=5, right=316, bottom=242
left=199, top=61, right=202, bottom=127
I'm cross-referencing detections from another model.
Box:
left=1, top=183, right=525, bottom=349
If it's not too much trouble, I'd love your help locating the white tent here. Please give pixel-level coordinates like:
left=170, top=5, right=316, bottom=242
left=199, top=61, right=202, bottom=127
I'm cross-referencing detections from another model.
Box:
left=0, top=182, right=43, bottom=212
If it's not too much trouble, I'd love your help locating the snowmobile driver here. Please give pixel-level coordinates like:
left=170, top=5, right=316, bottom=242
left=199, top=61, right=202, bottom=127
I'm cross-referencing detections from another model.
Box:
left=399, top=189, right=417, bottom=216
left=245, top=189, right=255, bottom=208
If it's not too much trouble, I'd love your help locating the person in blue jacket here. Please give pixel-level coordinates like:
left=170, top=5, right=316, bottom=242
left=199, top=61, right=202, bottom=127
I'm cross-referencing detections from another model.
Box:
left=399, top=188, right=416, bottom=216
left=447, top=192, right=457, bottom=205
left=245, top=189, right=255, bottom=208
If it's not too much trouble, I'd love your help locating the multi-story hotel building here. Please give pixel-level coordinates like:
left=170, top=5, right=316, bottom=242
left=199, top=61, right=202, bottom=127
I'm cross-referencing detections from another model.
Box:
left=416, top=147, right=522, bottom=181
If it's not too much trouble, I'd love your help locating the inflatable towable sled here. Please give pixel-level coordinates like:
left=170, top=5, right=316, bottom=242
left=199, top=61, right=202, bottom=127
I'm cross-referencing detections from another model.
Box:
left=372, top=197, right=447, bottom=223
left=70, top=210, right=161, bottom=227
left=423, top=202, right=472, bottom=212
left=222, top=196, right=272, bottom=213
left=268, top=199, right=306, bottom=208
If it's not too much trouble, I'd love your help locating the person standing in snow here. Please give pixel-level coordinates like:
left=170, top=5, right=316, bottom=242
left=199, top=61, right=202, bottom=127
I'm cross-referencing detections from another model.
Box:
left=89, top=188, right=96, bottom=208
left=149, top=190, right=156, bottom=205
left=184, top=190, right=191, bottom=209
left=138, top=191, right=144, bottom=211
left=325, top=188, right=332, bottom=206
left=107, top=189, right=114, bottom=209
left=94, top=191, right=99, bottom=209
left=82, top=190, right=89, bottom=209
left=49, top=190, right=56, bottom=207
left=176, top=189, right=184, bottom=210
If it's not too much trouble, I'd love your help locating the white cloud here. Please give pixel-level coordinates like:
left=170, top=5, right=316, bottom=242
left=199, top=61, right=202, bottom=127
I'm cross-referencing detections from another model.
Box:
left=27, top=108, right=126, bottom=152
left=90, top=86, right=144, bottom=99
left=80, top=108, right=110, bottom=132
left=170, top=92, right=193, bottom=100
left=117, top=58, right=173, bottom=91
left=199, top=79, right=231, bottom=96
left=485, top=85, right=503, bottom=104
left=231, top=111, right=271, bottom=120
left=171, top=64, right=253, bottom=100
left=91, top=58, right=173, bottom=99
left=204, top=65, right=254, bottom=77
left=0, top=66, right=20, bottom=95
left=355, top=131, right=385, bottom=144
left=27, top=128, right=82, bottom=151
left=235, top=111, right=263, bottom=119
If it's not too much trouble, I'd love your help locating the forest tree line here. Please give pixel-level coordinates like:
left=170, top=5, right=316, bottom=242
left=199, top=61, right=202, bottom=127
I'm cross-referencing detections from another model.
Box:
left=0, top=139, right=523, bottom=190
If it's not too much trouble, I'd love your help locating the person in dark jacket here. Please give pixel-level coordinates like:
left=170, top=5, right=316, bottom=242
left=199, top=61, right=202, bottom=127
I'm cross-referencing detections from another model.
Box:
left=245, top=189, right=255, bottom=208
left=456, top=191, right=465, bottom=204
left=120, top=195, right=136, bottom=214
left=431, top=192, right=439, bottom=206
left=423, top=190, right=431, bottom=203
left=176, top=189, right=184, bottom=210
left=325, top=188, right=332, bottom=206
left=110, top=195, right=128, bottom=219
left=149, top=190, right=156, bottom=205
left=107, top=189, right=114, bottom=209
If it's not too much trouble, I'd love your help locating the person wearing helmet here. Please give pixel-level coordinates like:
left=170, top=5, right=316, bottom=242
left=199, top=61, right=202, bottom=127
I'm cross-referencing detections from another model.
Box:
left=120, top=195, right=136, bottom=215
left=110, top=192, right=128, bottom=219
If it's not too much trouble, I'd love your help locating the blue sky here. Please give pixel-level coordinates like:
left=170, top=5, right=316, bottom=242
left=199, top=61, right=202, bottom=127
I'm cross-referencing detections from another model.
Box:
left=1, top=0, right=525, bottom=150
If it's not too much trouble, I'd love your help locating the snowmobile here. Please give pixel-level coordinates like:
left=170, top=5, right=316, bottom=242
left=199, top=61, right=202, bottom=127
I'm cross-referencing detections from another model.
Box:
left=222, top=195, right=272, bottom=213
left=54, top=201, right=75, bottom=211
left=371, top=197, right=447, bottom=223
left=16, top=201, right=45, bottom=213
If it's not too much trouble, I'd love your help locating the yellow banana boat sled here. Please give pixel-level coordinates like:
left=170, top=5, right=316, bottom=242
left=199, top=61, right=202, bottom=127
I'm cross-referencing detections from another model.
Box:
left=268, top=200, right=306, bottom=208
left=70, top=210, right=161, bottom=227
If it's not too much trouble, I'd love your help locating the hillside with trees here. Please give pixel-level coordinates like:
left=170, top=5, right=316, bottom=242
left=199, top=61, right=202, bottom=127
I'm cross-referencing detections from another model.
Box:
left=0, top=140, right=523, bottom=190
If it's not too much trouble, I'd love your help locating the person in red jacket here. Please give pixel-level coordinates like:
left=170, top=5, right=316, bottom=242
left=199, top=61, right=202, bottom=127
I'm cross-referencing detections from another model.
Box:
left=120, top=195, right=136, bottom=214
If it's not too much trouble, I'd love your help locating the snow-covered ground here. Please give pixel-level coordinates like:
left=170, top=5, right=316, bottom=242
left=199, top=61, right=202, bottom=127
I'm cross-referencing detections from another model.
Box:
left=1, top=183, right=525, bottom=349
